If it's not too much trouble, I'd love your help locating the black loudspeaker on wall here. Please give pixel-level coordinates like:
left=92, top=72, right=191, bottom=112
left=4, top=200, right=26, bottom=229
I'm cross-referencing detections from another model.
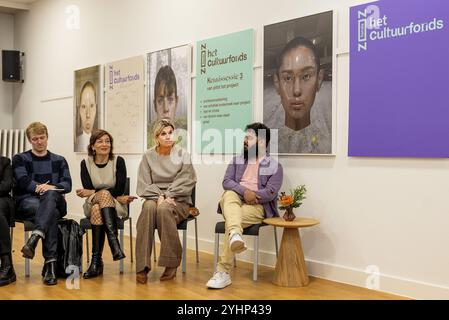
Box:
left=2, top=50, right=24, bottom=83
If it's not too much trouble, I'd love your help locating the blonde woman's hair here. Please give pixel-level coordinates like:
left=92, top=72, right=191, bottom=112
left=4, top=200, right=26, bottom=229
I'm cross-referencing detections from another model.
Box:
left=152, top=118, right=175, bottom=147
left=26, top=122, right=48, bottom=140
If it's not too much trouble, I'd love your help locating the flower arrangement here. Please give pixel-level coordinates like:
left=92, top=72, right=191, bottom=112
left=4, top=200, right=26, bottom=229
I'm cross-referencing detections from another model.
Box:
left=278, top=185, right=307, bottom=221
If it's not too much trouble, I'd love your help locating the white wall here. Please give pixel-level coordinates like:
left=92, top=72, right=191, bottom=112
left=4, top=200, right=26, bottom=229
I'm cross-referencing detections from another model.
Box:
left=0, top=12, right=14, bottom=128
left=11, top=0, right=449, bottom=299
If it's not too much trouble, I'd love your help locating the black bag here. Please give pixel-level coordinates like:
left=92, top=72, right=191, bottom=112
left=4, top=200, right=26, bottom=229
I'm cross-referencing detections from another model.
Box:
left=56, top=219, right=83, bottom=278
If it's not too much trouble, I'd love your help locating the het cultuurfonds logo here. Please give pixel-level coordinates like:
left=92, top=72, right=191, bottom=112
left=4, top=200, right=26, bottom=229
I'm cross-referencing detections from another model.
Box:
left=357, top=4, right=444, bottom=52
left=200, top=43, right=247, bottom=75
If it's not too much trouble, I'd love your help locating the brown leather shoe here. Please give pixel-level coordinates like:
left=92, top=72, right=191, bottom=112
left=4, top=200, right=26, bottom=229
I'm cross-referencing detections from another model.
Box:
left=136, top=269, right=149, bottom=284
left=159, top=267, right=177, bottom=281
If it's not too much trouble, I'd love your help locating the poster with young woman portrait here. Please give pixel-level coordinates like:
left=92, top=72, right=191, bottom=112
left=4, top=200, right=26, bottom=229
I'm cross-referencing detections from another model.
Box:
left=147, top=45, right=191, bottom=151
left=263, top=11, right=336, bottom=155
left=73, top=65, right=102, bottom=153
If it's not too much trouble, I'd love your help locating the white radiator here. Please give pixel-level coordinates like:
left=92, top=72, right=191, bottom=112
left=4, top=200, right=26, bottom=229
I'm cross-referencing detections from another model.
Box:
left=0, top=129, right=28, bottom=159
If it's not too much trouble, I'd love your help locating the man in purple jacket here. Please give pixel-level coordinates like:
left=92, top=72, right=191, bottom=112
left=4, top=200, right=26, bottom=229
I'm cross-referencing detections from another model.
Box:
left=206, top=122, right=283, bottom=289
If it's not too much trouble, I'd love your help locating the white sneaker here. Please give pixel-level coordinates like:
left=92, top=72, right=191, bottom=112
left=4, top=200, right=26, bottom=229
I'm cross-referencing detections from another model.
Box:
left=206, top=271, right=231, bottom=289
left=229, top=232, right=247, bottom=253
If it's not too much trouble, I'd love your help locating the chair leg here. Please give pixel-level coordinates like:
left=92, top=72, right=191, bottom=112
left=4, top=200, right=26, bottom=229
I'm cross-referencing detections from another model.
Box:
left=153, top=231, right=157, bottom=263
left=182, top=229, right=187, bottom=273
left=129, top=217, right=133, bottom=263
left=253, top=236, right=259, bottom=282
left=119, top=229, right=124, bottom=274
left=24, top=231, right=30, bottom=277
left=214, top=233, right=219, bottom=271
left=85, top=231, right=90, bottom=264
left=274, top=226, right=279, bottom=258
left=194, top=218, right=199, bottom=263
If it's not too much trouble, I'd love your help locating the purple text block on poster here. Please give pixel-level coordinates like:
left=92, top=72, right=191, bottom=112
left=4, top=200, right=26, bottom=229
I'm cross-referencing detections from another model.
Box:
left=349, top=0, right=449, bottom=158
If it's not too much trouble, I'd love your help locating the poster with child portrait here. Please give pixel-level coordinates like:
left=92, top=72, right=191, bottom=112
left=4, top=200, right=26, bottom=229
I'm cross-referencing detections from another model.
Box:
left=73, top=65, right=102, bottom=153
left=147, top=45, right=191, bottom=150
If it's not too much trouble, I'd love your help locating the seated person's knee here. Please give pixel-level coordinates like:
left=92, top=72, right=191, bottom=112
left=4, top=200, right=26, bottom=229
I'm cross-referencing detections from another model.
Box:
left=19, top=197, right=40, bottom=215
left=95, top=189, right=113, bottom=200
left=42, top=190, right=62, bottom=201
left=142, top=200, right=157, bottom=211
left=156, top=202, right=171, bottom=215
left=222, top=190, right=238, bottom=201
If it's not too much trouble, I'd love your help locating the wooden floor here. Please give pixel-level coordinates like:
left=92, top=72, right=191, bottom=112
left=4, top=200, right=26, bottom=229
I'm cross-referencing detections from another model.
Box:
left=0, top=223, right=407, bottom=300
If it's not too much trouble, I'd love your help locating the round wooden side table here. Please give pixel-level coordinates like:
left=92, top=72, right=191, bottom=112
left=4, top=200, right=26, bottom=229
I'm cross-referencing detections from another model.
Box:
left=263, top=217, right=319, bottom=287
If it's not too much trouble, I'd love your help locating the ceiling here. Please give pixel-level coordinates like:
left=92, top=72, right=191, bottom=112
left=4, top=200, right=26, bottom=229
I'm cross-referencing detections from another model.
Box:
left=0, top=0, right=37, bottom=14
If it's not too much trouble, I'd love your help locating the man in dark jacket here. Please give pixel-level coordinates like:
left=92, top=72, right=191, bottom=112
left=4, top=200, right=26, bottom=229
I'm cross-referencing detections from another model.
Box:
left=206, top=122, right=283, bottom=289
left=12, top=122, right=72, bottom=285
left=0, top=156, right=15, bottom=287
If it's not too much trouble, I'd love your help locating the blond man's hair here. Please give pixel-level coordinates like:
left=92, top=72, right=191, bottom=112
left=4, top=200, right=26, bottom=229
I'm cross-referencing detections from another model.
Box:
left=152, top=118, right=175, bottom=147
left=26, top=122, right=48, bottom=140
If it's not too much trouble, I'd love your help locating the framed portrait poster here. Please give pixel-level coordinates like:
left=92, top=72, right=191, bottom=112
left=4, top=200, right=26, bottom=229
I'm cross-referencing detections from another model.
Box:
left=264, top=11, right=336, bottom=155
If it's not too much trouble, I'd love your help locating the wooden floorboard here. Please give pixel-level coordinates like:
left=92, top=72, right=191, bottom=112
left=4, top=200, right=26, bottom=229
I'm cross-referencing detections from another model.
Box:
left=0, top=223, right=407, bottom=300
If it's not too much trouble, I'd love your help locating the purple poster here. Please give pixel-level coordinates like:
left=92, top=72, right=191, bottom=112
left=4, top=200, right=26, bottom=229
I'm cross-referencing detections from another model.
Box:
left=349, top=0, right=449, bottom=157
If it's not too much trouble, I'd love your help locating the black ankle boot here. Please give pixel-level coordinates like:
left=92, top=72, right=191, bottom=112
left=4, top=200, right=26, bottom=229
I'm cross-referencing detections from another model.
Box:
left=83, top=225, right=105, bottom=279
left=21, top=233, right=41, bottom=259
left=101, top=207, right=125, bottom=261
left=0, top=254, right=16, bottom=287
left=43, top=261, right=57, bottom=286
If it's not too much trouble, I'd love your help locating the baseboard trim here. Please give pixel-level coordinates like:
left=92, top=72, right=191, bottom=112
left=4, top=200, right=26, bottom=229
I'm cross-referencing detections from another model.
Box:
left=304, top=259, right=449, bottom=300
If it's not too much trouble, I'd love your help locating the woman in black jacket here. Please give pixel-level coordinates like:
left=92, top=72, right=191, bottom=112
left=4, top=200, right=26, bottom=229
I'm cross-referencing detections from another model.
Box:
left=76, top=130, right=136, bottom=279
left=0, top=156, right=15, bottom=286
